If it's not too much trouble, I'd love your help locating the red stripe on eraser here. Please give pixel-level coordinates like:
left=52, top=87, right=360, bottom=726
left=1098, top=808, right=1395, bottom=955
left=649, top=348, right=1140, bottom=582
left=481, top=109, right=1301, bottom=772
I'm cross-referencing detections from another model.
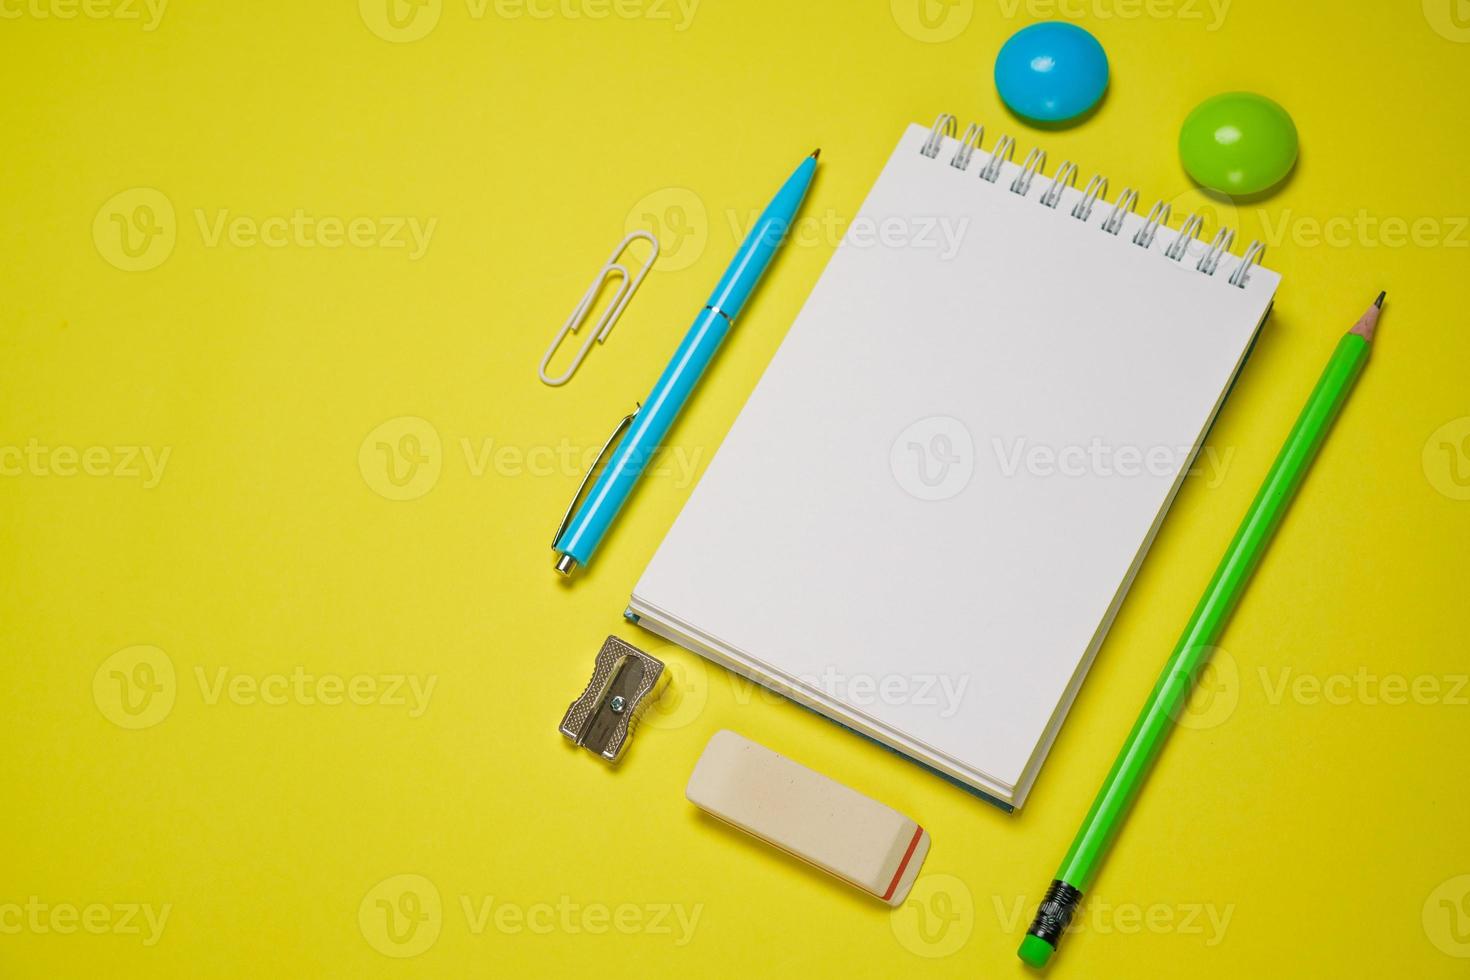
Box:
left=882, top=825, right=926, bottom=902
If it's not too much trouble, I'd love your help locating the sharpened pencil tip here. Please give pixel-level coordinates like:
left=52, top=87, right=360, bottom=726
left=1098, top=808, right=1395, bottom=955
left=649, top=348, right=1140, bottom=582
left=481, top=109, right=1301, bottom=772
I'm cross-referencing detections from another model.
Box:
left=810, top=148, right=821, bottom=160
left=1350, top=295, right=1383, bottom=342
left=1375, top=290, right=1385, bottom=308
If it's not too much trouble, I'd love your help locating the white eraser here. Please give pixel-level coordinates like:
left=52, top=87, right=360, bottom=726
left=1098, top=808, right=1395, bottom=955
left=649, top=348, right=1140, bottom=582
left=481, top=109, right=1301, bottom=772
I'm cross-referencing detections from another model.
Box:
left=686, top=730, right=930, bottom=906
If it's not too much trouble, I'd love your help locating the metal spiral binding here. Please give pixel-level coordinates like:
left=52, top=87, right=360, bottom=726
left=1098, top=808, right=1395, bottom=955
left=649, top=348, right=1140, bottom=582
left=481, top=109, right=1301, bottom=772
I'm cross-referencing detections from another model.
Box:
left=1040, top=161, right=1078, bottom=209
left=921, top=114, right=956, bottom=159
left=1073, top=174, right=1108, bottom=221
left=1133, top=201, right=1171, bottom=248
left=1197, top=227, right=1235, bottom=275
left=980, top=135, right=1015, bottom=183
left=1011, top=148, right=1046, bottom=196
left=1229, top=241, right=1266, bottom=286
left=950, top=123, right=984, bottom=171
left=1101, top=187, right=1137, bottom=235
left=919, top=113, right=1265, bottom=287
left=1164, top=213, right=1204, bottom=260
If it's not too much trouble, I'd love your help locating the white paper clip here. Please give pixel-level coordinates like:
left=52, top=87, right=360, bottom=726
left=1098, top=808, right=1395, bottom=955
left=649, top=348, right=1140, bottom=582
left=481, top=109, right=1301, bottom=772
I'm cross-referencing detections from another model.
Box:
left=538, top=231, right=660, bottom=387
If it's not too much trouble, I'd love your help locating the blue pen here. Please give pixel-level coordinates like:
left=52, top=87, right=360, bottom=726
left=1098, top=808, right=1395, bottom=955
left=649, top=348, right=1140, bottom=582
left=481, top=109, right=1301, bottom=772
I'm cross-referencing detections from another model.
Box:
left=553, top=149, right=820, bottom=575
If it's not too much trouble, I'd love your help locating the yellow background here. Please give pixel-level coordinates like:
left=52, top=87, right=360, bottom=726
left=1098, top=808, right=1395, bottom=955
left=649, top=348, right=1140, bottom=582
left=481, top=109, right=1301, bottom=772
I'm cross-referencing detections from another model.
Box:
left=3, top=0, right=1469, bottom=976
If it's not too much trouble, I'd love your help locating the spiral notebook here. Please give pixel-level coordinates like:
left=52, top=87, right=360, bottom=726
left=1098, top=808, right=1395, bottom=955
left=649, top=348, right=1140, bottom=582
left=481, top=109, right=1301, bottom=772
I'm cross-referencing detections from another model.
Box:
left=629, top=115, right=1280, bottom=810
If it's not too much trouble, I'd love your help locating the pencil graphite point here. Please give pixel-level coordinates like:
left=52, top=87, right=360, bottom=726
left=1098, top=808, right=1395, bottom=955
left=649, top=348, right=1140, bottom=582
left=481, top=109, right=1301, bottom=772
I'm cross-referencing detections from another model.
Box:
left=1375, top=290, right=1386, bottom=308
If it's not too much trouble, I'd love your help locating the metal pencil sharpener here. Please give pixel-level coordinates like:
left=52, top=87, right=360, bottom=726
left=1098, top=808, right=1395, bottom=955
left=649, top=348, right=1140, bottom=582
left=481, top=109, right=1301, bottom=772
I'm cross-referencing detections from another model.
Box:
left=559, top=636, right=667, bottom=763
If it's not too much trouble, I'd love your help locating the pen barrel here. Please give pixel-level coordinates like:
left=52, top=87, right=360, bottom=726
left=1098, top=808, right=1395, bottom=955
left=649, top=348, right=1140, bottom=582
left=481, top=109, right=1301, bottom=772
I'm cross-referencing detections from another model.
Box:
left=706, top=213, right=793, bottom=317
left=1050, top=333, right=1370, bottom=896
left=554, top=307, right=732, bottom=566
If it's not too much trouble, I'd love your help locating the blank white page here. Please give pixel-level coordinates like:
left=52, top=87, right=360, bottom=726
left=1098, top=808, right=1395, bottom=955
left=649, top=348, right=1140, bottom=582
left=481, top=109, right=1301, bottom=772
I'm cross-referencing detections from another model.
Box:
left=632, top=122, right=1278, bottom=804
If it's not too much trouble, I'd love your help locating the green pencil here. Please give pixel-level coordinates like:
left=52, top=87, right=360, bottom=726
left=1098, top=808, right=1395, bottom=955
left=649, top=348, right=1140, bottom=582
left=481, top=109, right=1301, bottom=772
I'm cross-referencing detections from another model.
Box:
left=1018, top=292, right=1385, bottom=969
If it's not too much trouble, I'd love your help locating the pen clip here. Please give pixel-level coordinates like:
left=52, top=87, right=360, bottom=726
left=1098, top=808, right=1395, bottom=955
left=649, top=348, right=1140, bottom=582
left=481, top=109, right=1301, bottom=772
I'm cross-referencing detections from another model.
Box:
left=553, top=403, right=641, bottom=548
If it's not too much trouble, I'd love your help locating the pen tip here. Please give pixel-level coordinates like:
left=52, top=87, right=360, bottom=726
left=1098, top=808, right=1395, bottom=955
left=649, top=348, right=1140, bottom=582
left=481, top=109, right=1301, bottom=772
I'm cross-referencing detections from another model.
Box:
left=810, top=148, right=821, bottom=160
left=1374, top=290, right=1385, bottom=308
